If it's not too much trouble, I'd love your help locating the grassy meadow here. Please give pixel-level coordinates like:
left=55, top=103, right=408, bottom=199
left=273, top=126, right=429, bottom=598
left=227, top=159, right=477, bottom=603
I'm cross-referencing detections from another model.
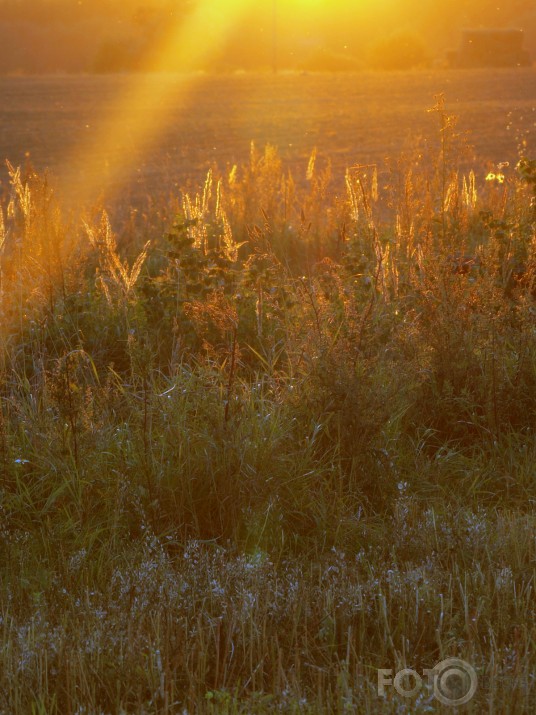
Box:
left=0, top=94, right=535, bottom=714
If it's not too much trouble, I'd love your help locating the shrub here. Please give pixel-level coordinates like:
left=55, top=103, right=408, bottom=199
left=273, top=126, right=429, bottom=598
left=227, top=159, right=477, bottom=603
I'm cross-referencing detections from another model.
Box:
left=367, top=29, right=431, bottom=70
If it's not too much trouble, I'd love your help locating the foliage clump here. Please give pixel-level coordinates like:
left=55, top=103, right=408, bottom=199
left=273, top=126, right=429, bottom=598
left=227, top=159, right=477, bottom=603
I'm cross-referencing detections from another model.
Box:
left=0, top=121, right=536, bottom=712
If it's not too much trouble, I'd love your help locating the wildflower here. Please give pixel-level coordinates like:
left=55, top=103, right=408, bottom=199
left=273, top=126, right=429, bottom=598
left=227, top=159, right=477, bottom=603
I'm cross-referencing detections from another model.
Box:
left=485, top=172, right=505, bottom=183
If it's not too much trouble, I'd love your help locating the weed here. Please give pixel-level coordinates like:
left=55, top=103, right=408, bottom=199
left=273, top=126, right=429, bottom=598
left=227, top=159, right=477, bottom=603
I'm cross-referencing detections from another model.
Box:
left=0, top=121, right=535, bottom=713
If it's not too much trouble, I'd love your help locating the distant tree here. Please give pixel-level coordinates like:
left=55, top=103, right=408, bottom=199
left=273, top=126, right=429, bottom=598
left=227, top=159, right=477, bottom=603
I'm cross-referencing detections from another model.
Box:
left=367, top=29, right=431, bottom=70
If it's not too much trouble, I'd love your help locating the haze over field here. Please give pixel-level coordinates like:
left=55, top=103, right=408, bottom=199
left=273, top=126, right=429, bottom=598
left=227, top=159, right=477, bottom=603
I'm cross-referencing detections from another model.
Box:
left=0, top=0, right=534, bottom=73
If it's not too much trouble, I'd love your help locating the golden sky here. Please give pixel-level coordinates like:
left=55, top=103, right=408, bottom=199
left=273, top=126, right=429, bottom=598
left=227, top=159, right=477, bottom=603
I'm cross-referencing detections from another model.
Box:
left=0, top=0, right=534, bottom=73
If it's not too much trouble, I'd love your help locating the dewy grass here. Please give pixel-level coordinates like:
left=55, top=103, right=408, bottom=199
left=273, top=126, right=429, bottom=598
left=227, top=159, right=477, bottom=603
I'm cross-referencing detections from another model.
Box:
left=0, top=122, right=535, bottom=713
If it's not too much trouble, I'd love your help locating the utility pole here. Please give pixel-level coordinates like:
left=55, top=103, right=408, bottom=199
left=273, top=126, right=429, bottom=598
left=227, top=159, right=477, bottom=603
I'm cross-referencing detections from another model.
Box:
left=272, top=0, right=278, bottom=73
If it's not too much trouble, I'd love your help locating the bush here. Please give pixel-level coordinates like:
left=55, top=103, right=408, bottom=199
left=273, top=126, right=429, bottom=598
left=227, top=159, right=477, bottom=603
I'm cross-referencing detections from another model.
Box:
left=367, top=29, right=431, bottom=70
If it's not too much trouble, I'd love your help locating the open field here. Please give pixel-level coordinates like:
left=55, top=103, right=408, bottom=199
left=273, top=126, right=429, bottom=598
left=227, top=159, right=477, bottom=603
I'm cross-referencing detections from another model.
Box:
left=0, top=72, right=535, bottom=714
left=0, top=69, right=535, bottom=208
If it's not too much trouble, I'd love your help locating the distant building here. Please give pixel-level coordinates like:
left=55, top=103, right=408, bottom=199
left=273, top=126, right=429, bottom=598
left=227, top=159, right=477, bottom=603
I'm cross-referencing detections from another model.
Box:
left=447, top=29, right=531, bottom=68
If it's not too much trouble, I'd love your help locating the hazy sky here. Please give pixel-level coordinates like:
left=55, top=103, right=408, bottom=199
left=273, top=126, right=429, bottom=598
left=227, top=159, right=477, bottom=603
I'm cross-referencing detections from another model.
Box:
left=0, top=0, right=534, bottom=72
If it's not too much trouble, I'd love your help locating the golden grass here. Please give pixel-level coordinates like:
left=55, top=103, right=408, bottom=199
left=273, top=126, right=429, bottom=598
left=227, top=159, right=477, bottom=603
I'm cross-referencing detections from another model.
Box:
left=0, top=117, right=535, bottom=712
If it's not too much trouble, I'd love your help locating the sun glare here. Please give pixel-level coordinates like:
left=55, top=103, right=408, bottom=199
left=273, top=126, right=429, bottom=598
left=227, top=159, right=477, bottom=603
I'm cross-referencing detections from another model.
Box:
left=57, top=0, right=444, bottom=205
left=61, top=0, right=251, bottom=206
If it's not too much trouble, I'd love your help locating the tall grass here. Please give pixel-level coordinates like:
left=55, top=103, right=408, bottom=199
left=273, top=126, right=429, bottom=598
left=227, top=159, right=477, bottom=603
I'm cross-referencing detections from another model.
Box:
left=0, top=115, right=535, bottom=713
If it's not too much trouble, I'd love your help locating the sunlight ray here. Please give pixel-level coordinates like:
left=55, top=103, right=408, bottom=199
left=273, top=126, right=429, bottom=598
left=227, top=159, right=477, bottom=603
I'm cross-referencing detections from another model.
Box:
left=60, top=0, right=251, bottom=207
